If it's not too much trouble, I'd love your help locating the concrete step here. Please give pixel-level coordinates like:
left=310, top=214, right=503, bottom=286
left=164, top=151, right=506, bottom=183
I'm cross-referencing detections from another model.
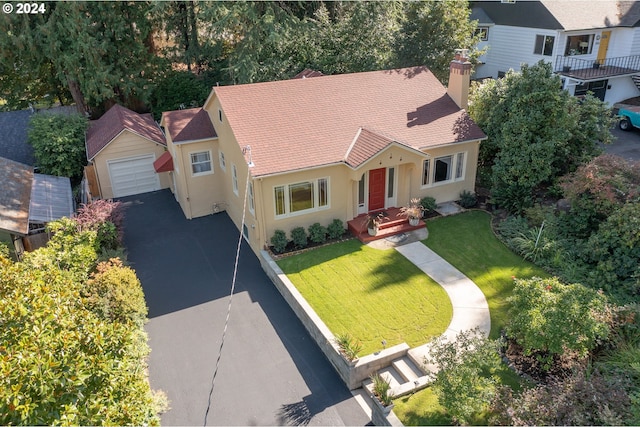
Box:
left=362, top=357, right=435, bottom=400
left=392, top=356, right=424, bottom=382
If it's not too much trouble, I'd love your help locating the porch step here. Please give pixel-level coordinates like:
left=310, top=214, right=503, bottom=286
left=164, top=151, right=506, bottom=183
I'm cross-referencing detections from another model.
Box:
left=347, top=207, right=425, bottom=244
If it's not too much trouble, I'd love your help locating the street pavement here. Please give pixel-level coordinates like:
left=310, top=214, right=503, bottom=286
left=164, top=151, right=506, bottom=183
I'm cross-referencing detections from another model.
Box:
left=121, top=190, right=370, bottom=426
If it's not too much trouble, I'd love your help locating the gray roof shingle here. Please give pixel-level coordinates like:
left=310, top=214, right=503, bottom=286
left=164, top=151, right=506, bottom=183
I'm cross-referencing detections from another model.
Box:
left=0, top=110, right=35, bottom=166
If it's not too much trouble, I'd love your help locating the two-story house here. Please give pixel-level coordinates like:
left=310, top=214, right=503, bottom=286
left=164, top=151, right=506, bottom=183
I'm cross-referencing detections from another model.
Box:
left=471, top=0, right=640, bottom=105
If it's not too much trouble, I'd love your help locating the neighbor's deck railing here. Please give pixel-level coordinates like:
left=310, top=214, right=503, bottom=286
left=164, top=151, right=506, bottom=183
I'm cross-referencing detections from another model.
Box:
left=554, top=54, right=640, bottom=79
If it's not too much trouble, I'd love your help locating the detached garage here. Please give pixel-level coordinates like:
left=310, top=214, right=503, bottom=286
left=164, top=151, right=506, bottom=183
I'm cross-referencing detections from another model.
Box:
left=86, top=104, right=170, bottom=199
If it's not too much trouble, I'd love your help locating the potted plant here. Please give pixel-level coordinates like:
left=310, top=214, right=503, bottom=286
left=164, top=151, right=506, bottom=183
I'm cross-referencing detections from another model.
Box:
left=364, top=212, right=384, bottom=236
left=400, top=198, right=424, bottom=226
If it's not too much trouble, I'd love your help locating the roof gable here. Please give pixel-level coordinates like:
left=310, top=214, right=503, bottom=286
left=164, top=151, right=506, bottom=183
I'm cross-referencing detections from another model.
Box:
left=162, top=107, right=217, bottom=143
left=0, top=156, right=33, bottom=235
left=345, top=128, right=426, bottom=169
left=213, top=66, right=486, bottom=177
left=86, top=104, right=165, bottom=160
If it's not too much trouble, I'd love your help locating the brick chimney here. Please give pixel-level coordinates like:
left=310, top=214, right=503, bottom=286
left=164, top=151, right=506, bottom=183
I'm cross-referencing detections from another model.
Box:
left=447, top=49, right=472, bottom=110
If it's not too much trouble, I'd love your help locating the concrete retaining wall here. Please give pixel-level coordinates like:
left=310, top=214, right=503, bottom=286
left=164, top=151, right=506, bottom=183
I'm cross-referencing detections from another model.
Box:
left=260, top=250, right=409, bottom=390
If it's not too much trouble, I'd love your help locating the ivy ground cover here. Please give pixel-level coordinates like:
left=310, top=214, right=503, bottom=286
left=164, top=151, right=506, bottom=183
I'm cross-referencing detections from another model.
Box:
left=277, top=239, right=452, bottom=356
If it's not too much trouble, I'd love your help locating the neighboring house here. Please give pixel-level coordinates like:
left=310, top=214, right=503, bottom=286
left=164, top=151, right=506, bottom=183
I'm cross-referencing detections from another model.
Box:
left=85, top=104, right=170, bottom=199
left=157, top=52, right=486, bottom=256
left=0, top=109, right=35, bottom=166
left=0, top=105, right=81, bottom=167
left=471, top=0, right=640, bottom=104
left=0, top=156, right=74, bottom=257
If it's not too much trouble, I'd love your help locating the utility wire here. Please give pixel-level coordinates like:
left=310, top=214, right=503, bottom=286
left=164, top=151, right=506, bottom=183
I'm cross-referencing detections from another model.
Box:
left=203, top=157, right=252, bottom=426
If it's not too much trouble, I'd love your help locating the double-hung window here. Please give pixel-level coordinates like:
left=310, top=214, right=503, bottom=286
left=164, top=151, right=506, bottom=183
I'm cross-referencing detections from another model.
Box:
left=219, top=151, right=226, bottom=171
left=190, top=151, right=212, bottom=176
left=274, top=178, right=329, bottom=217
left=232, top=164, right=239, bottom=195
left=248, top=182, right=255, bottom=215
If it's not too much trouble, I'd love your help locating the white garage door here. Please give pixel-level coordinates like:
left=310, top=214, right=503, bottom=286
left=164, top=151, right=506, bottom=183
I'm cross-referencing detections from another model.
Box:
left=108, top=155, right=160, bottom=198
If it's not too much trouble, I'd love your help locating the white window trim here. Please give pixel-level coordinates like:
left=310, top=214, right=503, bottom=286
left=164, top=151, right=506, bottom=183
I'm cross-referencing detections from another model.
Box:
left=219, top=151, right=226, bottom=171
left=248, top=181, right=255, bottom=215
left=274, top=177, right=330, bottom=219
left=421, top=152, right=466, bottom=188
left=534, top=34, right=555, bottom=56
left=231, top=164, right=239, bottom=196
left=190, top=150, right=213, bottom=177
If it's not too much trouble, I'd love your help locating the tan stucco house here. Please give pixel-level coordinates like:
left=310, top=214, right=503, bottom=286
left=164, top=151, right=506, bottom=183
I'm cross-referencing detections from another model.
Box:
left=157, top=54, right=487, bottom=256
left=86, top=104, right=170, bottom=199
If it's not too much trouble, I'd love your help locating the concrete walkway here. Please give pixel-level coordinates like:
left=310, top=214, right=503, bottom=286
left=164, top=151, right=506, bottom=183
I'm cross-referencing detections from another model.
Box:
left=394, top=242, right=491, bottom=365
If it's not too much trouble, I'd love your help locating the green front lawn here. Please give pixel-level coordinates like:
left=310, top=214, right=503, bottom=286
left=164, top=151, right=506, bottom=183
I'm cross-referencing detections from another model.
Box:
left=423, top=210, right=549, bottom=338
left=277, top=239, right=453, bottom=356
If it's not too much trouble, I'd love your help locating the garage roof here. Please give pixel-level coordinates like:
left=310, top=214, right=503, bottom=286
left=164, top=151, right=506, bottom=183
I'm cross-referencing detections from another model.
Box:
left=86, top=104, right=166, bottom=161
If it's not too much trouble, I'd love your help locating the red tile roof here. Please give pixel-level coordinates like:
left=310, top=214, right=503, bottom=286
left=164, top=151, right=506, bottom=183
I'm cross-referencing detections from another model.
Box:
left=162, top=107, right=217, bottom=144
left=213, top=66, right=486, bottom=177
left=0, top=156, right=33, bottom=235
left=86, top=104, right=166, bottom=160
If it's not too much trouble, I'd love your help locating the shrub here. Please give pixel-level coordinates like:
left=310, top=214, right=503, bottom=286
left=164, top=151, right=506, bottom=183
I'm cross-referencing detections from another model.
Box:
left=491, top=369, right=631, bottom=426
left=586, top=202, right=640, bottom=300
left=327, top=219, right=345, bottom=240
left=0, top=242, right=161, bottom=425
left=420, top=196, right=437, bottom=212
left=75, top=199, right=125, bottom=249
left=27, top=113, right=88, bottom=181
left=290, top=226, right=308, bottom=249
left=335, top=333, right=363, bottom=361
left=270, top=230, right=288, bottom=254
left=458, top=190, right=477, bottom=208
left=426, top=328, right=502, bottom=425
left=84, top=258, right=148, bottom=327
left=370, top=372, right=393, bottom=407
left=308, top=222, right=327, bottom=244
left=506, top=277, right=611, bottom=369
left=496, top=215, right=530, bottom=242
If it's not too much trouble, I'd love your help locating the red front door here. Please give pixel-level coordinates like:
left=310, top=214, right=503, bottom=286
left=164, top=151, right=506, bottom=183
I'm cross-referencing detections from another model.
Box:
left=368, top=168, right=386, bottom=211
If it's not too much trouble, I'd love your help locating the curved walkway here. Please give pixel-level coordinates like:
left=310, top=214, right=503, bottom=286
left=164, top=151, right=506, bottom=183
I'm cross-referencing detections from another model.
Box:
left=394, top=242, right=490, bottom=364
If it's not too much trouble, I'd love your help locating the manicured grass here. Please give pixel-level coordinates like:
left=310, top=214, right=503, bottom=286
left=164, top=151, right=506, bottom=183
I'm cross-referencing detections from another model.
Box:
left=277, top=239, right=453, bottom=356
left=423, top=210, right=549, bottom=338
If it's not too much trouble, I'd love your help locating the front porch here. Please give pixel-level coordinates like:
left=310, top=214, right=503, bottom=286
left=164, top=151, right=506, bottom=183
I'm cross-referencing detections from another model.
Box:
left=347, top=207, right=426, bottom=244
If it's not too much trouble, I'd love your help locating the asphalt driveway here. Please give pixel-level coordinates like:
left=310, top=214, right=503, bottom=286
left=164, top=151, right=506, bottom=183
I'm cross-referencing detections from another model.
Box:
left=606, top=124, right=640, bottom=161
left=121, top=190, right=370, bottom=426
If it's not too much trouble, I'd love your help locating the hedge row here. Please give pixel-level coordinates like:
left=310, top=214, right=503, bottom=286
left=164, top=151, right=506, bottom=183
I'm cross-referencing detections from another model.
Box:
left=270, top=219, right=345, bottom=253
